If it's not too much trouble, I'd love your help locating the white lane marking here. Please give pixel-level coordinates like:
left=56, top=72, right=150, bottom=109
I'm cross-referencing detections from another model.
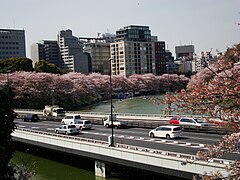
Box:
left=144, top=139, right=155, bottom=141
left=82, top=131, right=89, bottom=133
left=31, top=127, right=39, bottom=129
left=44, top=128, right=207, bottom=149
left=127, top=136, right=135, bottom=139
left=136, top=137, right=145, bottom=140
left=18, top=125, right=26, bottom=128
left=47, top=128, right=55, bottom=131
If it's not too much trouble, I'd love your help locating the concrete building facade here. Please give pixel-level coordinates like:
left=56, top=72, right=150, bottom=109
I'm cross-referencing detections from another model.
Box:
left=175, top=45, right=194, bottom=60
left=193, top=51, right=218, bottom=73
left=57, top=29, right=89, bottom=73
left=175, top=45, right=195, bottom=74
left=110, top=41, right=156, bottom=76
left=81, top=33, right=115, bottom=75
left=110, top=25, right=166, bottom=77
left=0, top=29, right=26, bottom=59
left=31, top=40, right=61, bottom=67
left=83, top=41, right=110, bottom=74
left=154, top=41, right=166, bottom=75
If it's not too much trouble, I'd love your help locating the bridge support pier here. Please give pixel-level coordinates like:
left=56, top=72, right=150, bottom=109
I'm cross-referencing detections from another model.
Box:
left=95, top=160, right=109, bottom=178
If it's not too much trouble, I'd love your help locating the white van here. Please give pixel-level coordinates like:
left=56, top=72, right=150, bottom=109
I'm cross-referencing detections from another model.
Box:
left=61, top=114, right=92, bottom=130
left=74, top=120, right=92, bottom=130
left=61, top=114, right=81, bottom=125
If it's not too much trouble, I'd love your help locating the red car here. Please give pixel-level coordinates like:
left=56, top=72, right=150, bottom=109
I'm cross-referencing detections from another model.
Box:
left=169, top=116, right=181, bottom=125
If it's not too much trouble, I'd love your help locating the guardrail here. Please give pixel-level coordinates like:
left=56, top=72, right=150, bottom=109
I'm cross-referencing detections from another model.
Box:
left=15, top=109, right=233, bottom=134
left=14, top=108, right=208, bottom=119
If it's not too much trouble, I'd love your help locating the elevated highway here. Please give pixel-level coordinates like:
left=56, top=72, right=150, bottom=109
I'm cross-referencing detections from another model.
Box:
left=12, top=128, right=231, bottom=179
left=13, top=119, right=238, bottom=179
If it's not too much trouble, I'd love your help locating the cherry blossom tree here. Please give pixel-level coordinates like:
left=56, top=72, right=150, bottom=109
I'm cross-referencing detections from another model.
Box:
left=0, top=70, right=189, bottom=110
left=167, top=43, right=240, bottom=179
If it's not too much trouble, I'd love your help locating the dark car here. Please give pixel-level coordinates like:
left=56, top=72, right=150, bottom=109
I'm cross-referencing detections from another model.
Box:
left=22, top=113, right=39, bottom=122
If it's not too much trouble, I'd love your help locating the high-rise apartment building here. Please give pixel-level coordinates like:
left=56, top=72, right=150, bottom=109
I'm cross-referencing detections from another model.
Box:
left=31, top=40, right=61, bottom=67
left=57, top=29, right=89, bottom=73
left=110, top=25, right=166, bottom=77
left=0, top=28, right=26, bottom=59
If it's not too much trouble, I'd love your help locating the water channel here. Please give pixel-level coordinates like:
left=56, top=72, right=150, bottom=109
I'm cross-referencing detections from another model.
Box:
left=78, top=95, right=177, bottom=115
left=12, top=95, right=182, bottom=180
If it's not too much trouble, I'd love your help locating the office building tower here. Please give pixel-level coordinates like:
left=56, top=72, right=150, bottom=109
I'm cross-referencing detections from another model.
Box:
left=31, top=40, right=61, bottom=67
left=115, top=25, right=151, bottom=42
left=83, top=41, right=110, bottom=74
left=110, top=25, right=166, bottom=77
left=58, top=29, right=89, bottom=73
left=0, top=28, right=26, bottom=59
left=81, top=33, right=114, bottom=74
left=154, top=41, right=166, bottom=75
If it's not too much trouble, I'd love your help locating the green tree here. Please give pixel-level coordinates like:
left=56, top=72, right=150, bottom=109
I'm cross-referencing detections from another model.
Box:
left=0, top=57, right=34, bottom=73
left=0, top=85, right=16, bottom=179
left=34, top=60, right=61, bottom=74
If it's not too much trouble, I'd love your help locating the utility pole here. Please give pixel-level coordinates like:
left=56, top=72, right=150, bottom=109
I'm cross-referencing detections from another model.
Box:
left=109, top=58, right=114, bottom=147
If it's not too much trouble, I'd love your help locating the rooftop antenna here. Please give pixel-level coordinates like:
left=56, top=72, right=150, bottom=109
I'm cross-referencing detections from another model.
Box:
left=236, top=12, right=240, bottom=26
left=13, top=18, right=15, bottom=29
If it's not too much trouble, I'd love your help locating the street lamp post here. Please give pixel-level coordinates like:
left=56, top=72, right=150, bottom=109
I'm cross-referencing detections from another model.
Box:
left=166, top=64, right=171, bottom=116
left=6, top=70, right=11, bottom=103
left=109, top=58, right=114, bottom=147
left=51, top=89, right=55, bottom=106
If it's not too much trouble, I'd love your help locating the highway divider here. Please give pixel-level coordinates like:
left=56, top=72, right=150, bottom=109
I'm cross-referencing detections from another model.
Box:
left=15, top=109, right=234, bottom=134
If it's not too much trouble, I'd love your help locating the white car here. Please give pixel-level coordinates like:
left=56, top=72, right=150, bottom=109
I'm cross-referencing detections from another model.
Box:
left=149, top=125, right=182, bottom=139
left=179, top=117, right=209, bottom=127
left=61, top=114, right=81, bottom=125
left=55, top=125, right=79, bottom=135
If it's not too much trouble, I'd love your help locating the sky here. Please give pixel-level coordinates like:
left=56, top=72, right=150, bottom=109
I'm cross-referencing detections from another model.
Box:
left=1, top=0, right=240, bottom=58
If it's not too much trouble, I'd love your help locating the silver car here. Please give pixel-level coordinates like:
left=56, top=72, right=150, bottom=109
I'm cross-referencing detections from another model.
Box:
left=55, top=125, right=79, bottom=135
left=179, top=117, right=209, bottom=127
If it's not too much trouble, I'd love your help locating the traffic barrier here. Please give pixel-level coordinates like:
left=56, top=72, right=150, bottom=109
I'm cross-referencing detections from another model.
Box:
left=15, top=109, right=235, bottom=134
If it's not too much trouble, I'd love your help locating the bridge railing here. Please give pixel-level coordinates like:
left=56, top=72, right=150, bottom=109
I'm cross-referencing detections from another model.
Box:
left=14, top=108, right=208, bottom=119
left=15, top=109, right=234, bottom=134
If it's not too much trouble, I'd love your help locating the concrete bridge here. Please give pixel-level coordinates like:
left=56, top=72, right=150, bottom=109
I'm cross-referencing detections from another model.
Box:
left=12, top=128, right=232, bottom=179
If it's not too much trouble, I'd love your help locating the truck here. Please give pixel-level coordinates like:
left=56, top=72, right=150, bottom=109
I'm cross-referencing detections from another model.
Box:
left=17, top=113, right=39, bottom=122
left=43, top=105, right=66, bottom=117
left=103, top=114, right=128, bottom=128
